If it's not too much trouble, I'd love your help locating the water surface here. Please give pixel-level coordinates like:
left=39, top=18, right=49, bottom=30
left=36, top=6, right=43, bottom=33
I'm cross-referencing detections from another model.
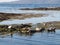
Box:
left=0, top=29, right=60, bottom=45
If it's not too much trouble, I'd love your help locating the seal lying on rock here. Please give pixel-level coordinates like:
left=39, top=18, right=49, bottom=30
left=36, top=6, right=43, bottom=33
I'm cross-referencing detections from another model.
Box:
left=29, top=27, right=45, bottom=33
left=47, top=27, right=56, bottom=32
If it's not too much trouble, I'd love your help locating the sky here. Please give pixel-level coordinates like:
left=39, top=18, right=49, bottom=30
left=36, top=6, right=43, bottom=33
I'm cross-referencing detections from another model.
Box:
left=0, top=0, right=60, bottom=4
left=0, top=0, right=18, bottom=2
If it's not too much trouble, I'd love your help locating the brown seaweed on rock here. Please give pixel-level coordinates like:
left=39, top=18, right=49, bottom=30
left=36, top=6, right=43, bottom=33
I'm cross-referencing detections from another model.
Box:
left=0, top=12, right=47, bottom=21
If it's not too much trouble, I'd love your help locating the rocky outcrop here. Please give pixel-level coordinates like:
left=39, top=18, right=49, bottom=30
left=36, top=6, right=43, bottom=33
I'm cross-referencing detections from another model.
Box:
left=0, top=12, right=47, bottom=21
left=20, top=7, right=60, bottom=10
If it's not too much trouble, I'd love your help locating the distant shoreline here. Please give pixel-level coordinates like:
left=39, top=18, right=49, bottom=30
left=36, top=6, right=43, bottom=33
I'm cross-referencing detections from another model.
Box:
left=19, top=7, right=60, bottom=10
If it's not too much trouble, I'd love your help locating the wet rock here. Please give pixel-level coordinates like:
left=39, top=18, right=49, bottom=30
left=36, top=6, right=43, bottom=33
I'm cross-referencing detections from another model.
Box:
left=0, top=12, right=47, bottom=21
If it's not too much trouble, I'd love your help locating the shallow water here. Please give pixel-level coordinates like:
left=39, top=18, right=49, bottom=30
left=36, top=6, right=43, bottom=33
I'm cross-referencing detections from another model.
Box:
left=0, top=29, right=60, bottom=45
left=0, top=10, right=60, bottom=25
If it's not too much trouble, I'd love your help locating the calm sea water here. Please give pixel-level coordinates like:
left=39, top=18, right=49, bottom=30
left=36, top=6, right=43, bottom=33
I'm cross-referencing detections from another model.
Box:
left=0, top=4, right=60, bottom=8
left=0, top=29, right=60, bottom=45
left=0, top=4, right=60, bottom=13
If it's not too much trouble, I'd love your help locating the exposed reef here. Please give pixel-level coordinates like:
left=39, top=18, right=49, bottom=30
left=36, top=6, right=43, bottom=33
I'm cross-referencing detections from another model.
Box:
left=0, top=21, right=60, bottom=33
left=19, top=7, right=60, bottom=10
left=0, top=12, right=47, bottom=21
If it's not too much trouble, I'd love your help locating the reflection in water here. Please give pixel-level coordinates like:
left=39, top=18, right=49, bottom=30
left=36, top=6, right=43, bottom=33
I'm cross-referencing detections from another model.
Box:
left=0, top=29, right=60, bottom=45
left=0, top=29, right=56, bottom=38
left=47, top=30, right=56, bottom=34
left=10, top=32, right=13, bottom=38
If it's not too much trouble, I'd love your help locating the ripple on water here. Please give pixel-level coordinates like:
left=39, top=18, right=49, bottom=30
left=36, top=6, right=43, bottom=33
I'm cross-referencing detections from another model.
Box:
left=0, top=30, right=60, bottom=45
